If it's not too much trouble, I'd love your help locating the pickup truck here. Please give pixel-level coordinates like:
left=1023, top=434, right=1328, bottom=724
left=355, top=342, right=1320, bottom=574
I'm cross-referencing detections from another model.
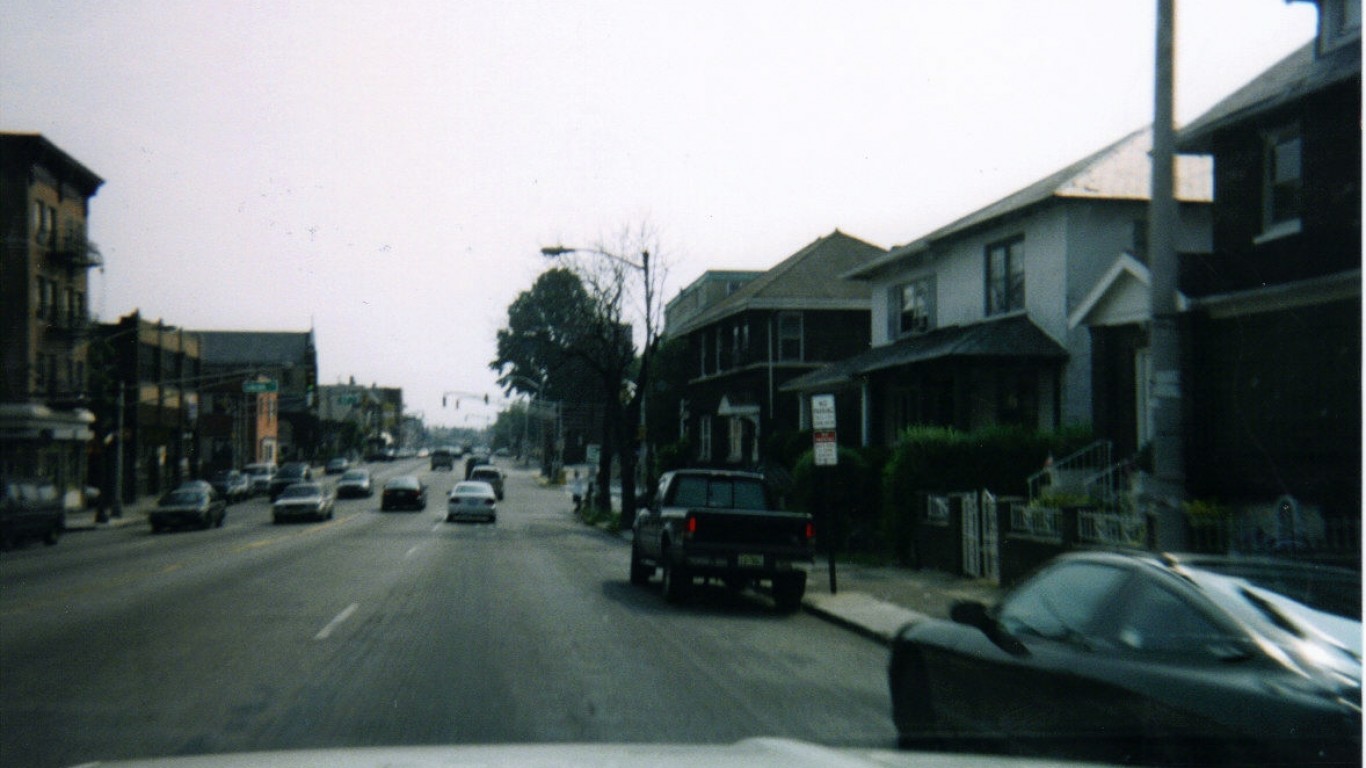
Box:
left=630, top=468, right=814, bottom=611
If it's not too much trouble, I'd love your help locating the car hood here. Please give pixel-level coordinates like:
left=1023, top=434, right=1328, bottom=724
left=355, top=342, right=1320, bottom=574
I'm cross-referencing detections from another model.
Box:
left=66, top=738, right=1117, bottom=767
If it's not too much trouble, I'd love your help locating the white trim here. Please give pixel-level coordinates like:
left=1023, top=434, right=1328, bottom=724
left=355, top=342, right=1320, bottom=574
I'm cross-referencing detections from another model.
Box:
left=1252, top=218, right=1303, bottom=246
left=1069, top=252, right=1151, bottom=329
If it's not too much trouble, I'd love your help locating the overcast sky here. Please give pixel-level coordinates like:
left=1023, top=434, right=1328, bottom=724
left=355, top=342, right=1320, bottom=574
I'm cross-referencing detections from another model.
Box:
left=3, top=1, right=1317, bottom=428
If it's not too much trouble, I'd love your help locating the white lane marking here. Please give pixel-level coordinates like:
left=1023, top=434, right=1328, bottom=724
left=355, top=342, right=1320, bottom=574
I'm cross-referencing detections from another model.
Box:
left=430, top=522, right=445, bottom=533
left=404, top=544, right=421, bottom=558
left=314, top=602, right=359, bottom=640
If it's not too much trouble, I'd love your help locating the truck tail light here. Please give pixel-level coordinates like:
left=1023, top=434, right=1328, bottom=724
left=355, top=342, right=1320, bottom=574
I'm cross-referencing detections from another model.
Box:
left=684, top=514, right=698, bottom=540
left=804, top=522, right=815, bottom=541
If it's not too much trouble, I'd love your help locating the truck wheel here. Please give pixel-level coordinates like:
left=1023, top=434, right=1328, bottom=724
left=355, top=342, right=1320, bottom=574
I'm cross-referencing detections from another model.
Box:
left=662, top=560, right=691, bottom=603
left=772, top=572, right=806, bottom=613
left=629, top=542, right=653, bottom=586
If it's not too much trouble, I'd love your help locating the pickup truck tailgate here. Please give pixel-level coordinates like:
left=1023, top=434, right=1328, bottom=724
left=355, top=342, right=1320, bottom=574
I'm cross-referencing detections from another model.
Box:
left=682, top=508, right=813, bottom=550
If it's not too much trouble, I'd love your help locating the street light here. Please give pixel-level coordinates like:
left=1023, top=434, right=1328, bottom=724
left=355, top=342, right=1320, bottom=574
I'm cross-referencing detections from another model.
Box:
left=540, top=243, right=657, bottom=525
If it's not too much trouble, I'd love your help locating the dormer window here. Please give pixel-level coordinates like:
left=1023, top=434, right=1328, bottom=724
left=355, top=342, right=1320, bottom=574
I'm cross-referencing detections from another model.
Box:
left=1257, top=124, right=1303, bottom=243
left=985, top=236, right=1025, bottom=316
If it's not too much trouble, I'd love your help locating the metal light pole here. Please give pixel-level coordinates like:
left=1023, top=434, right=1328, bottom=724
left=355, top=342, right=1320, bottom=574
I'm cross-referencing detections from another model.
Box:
left=541, top=244, right=656, bottom=524
left=1147, top=0, right=1187, bottom=548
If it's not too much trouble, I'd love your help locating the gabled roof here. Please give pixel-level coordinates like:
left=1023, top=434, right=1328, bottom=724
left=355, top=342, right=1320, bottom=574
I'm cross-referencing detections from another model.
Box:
left=782, top=314, right=1067, bottom=393
left=197, top=331, right=314, bottom=367
left=846, top=127, right=1213, bottom=281
left=670, top=230, right=886, bottom=336
left=1179, top=39, right=1360, bottom=152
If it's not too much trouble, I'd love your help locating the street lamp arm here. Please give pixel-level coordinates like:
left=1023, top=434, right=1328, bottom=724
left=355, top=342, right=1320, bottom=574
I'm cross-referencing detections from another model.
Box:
left=541, top=245, right=648, bottom=273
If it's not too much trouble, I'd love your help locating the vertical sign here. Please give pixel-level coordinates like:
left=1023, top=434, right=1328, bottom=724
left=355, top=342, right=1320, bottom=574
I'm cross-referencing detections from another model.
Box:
left=811, top=394, right=837, bottom=466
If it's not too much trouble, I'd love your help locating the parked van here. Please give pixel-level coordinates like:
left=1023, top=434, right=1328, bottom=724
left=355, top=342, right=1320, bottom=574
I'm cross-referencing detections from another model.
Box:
left=0, top=477, right=64, bottom=548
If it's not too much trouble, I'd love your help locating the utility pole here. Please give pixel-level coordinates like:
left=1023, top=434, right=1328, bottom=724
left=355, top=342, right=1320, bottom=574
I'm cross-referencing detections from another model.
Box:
left=1147, top=0, right=1187, bottom=548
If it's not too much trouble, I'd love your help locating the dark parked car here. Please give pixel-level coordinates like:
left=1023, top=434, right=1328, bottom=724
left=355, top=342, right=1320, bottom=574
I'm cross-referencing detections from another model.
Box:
left=324, top=457, right=350, bottom=475
left=208, top=469, right=251, bottom=504
left=150, top=487, right=226, bottom=532
left=888, top=550, right=1361, bottom=766
left=271, top=482, right=335, bottom=524
left=269, top=462, right=313, bottom=500
left=0, top=477, right=64, bottom=548
left=381, top=475, right=427, bottom=511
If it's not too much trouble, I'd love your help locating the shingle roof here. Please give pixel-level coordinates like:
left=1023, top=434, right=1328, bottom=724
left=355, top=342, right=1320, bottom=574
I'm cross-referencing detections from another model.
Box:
left=1179, top=40, right=1360, bottom=152
left=197, top=331, right=313, bottom=367
left=782, top=314, right=1067, bottom=392
left=846, top=127, right=1212, bottom=281
left=671, top=230, right=886, bottom=336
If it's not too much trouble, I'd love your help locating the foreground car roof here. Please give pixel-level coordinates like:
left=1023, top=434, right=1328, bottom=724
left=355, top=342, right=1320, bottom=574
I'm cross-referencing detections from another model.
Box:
left=64, top=738, right=1118, bottom=767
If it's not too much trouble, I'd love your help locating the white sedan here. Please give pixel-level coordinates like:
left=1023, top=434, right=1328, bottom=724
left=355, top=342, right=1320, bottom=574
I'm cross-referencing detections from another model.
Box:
left=447, top=481, right=497, bottom=524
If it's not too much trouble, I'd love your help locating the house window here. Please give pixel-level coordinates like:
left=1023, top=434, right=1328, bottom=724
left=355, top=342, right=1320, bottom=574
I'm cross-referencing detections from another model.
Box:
left=985, top=236, right=1025, bottom=315
left=1261, top=125, right=1302, bottom=240
left=996, top=370, right=1038, bottom=428
left=1320, top=0, right=1361, bottom=52
left=891, top=277, right=935, bottom=337
left=728, top=418, right=744, bottom=463
left=777, top=312, right=803, bottom=361
left=698, top=417, right=712, bottom=461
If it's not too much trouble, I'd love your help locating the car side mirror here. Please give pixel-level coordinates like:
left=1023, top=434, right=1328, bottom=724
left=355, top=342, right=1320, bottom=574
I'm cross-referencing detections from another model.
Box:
left=950, top=600, right=991, bottom=630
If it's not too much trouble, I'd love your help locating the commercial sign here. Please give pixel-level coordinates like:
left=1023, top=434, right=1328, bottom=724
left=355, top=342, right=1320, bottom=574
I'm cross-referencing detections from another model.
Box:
left=242, top=378, right=278, bottom=394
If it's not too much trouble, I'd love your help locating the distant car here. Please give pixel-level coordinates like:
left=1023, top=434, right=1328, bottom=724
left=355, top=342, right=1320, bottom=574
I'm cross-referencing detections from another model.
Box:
left=324, top=457, right=349, bottom=475
left=335, top=468, right=374, bottom=498
left=447, top=481, right=497, bottom=523
left=208, top=469, right=250, bottom=504
left=269, top=462, right=313, bottom=500
left=381, top=475, right=427, bottom=511
left=0, top=477, right=64, bottom=548
left=151, top=487, right=226, bottom=532
left=464, top=454, right=490, bottom=479
left=430, top=447, right=455, bottom=471
left=888, top=550, right=1362, bottom=765
left=271, top=482, right=334, bottom=524
left=469, top=465, right=504, bottom=500
left=243, top=462, right=277, bottom=495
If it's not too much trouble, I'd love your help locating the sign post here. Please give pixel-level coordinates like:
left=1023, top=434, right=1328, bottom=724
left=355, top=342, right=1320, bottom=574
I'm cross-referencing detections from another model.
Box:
left=810, top=394, right=838, bottom=593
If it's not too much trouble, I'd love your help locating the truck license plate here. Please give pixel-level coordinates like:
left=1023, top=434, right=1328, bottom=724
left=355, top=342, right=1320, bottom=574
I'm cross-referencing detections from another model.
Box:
left=738, top=554, right=764, bottom=568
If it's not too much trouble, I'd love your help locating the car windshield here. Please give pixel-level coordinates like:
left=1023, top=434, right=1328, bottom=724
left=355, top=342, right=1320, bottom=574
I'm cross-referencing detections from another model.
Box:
left=4, top=5, right=1355, bottom=768
left=160, top=490, right=203, bottom=506
left=278, top=484, right=319, bottom=499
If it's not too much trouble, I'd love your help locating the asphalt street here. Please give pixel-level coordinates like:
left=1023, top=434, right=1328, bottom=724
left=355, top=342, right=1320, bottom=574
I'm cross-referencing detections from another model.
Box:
left=0, top=459, right=895, bottom=767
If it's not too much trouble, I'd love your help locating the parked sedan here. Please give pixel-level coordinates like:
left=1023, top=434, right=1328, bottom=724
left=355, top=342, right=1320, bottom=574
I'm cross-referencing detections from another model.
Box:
left=150, top=487, right=226, bottom=532
left=380, top=475, right=427, bottom=511
left=0, top=477, right=64, bottom=548
left=888, top=550, right=1361, bottom=766
left=335, top=468, right=374, bottom=498
left=208, top=469, right=251, bottom=504
left=243, top=462, right=276, bottom=496
left=271, top=482, right=335, bottom=524
left=324, top=457, right=350, bottom=475
left=447, top=481, right=497, bottom=523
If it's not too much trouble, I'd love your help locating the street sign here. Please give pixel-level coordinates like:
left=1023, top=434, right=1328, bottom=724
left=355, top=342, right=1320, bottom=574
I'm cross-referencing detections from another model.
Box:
left=813, top=431, right=838, bottom=466
left=811, top=394, right=837, bottom=431
left=242, top=378, right=278, bottom=394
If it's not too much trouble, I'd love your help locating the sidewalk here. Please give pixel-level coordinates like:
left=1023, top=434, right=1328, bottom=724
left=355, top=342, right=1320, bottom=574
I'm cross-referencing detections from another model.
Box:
left=801, top=559, right=1004, bottom=645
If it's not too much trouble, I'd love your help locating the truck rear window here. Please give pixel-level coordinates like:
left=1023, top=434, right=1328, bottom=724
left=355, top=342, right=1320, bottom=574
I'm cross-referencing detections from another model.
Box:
left=670, top=477, right=768, bottom=511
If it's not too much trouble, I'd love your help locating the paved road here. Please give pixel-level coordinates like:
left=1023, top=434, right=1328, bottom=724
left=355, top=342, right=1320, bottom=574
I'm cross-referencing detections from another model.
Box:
left=0, top=460, right=894, bottom=767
